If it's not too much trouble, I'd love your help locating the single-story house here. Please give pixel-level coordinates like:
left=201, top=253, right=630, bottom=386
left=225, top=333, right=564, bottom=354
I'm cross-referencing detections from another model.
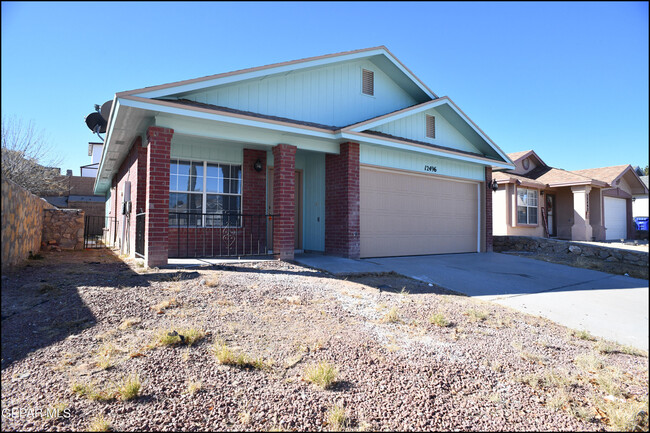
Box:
left=632, top=175, right=648, bottom=219
left=492, top=150, right=648, bottom=241
left=573, top=165, right=649, bottom=239
left=95, top=46, right=514, bottom=267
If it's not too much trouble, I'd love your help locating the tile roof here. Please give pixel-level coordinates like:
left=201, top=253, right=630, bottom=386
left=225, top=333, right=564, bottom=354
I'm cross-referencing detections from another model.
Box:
left=571, top=165, right=630, bottom=185
left=495, top=165, right=602, bottom=187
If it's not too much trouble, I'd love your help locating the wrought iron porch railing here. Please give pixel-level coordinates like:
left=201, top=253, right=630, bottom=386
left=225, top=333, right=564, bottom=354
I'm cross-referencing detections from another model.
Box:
left=168, top=212, right=276, bottom=258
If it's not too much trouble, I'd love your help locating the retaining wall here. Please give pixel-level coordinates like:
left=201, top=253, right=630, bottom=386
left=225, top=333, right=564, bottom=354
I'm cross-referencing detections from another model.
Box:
left=42, top=209, right=85, bottom=250
left=493, top=235, right=648, bottom=279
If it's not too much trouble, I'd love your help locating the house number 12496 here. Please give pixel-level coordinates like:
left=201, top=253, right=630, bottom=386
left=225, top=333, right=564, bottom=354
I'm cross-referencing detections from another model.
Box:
left=424, top=165, right=437, bottom=172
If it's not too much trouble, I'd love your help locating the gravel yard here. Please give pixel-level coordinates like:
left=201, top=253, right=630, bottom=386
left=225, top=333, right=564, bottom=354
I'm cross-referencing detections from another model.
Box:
left=1, top=249, right=648, bottom=432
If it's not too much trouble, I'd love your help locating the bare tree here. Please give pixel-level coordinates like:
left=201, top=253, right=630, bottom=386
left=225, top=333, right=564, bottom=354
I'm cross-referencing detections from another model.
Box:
left=1, top=116, right=69, bottom=196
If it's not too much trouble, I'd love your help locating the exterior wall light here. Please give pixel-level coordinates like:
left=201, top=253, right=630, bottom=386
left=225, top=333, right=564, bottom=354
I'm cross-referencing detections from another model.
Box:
left=254, top=159, right=263, bottom=172
left=488, top=179, right=498, bottom=192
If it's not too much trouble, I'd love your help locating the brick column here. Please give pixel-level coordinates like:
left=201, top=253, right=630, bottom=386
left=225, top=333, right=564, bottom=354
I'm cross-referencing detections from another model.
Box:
left=243, top=149, right=268, bottom=250
left=272, top=144, right=296, bottom=260
left=485, top=166, right=493, bottom=252
left=144, top=126, right=173, bottom=267
left=325, top=142, right=360, bottom=259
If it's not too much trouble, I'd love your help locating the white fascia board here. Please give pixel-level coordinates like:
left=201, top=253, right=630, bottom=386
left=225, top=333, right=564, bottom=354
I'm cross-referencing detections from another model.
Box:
left=347, top=100, right=445, bottom=132
left=341, top=132, right=513, bottom=169
left=132, top=49, right=389, bottom=99
left=118, top=97, right=337, bottom=140
left=441, top=101, right=512, bottom=166
left=94, top=97, right=120, bottom=195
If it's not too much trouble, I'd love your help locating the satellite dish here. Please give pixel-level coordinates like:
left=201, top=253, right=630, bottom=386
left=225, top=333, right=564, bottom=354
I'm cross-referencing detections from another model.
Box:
left=85, top=112, right=107, bottom=134
left=100, top=100, right=113, bottom=124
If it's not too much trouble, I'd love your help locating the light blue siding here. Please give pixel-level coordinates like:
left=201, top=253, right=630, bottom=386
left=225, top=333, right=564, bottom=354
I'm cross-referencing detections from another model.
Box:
left=360, top=144, right=485, bottom=181
left=369, top=107, right=480, bottom=154
left=179, top=59, right=418, bottom=128
left=170, top=135, right=243, bottom=163
left=267, top=150, right=325, bottom=252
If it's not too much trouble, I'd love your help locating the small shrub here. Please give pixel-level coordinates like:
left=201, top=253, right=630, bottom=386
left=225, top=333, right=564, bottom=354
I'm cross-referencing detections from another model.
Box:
left=382, top=307, right=401, bottom=323
left=546, top=389, right=570, bottom=411
left=152, top=298, right=180, bottom=313
left=595, top=340, right=618, bottom=354
left=87, top=415, right=111, bottom=432
left=428, top=312, right=449, bottom=327
left=619, top=345, right=648, bottom=357
left=212, top=341, right=268, bottom=370
left=152, top=327, right=205, bottom=347
left=571, top=329, right=596, bottom=341
left=186, top=380, right=202, bottom=395
left=574, top=353, right=604, bottom=371
left=465, top=309, right=489, bottom=322
left=598, top=397, right=649, bottom=432
left=117, top=374, right=141, bottom=401
left=118, top=317, right=141, bottom=330
left=326, top=403, right=348, bottom=430
left=304, top=361, right=338, bottom=389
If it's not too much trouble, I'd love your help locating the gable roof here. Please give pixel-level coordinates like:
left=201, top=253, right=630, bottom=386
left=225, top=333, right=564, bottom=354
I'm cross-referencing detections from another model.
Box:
left=506, top=150, right=547, bottom=167
left=494, top=164, right=608, bottom=188
left=118, top=46, right=437, bottom=101
left=572, top=165, right=632, bottom=185
left=342, top=97, right=513, bottom=164
left=640, top=176, right=649, bottom=189
left=573, top=164, right=649, bottom=194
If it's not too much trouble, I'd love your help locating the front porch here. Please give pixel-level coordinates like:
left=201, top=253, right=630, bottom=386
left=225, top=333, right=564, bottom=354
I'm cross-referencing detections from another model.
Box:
left=119, top=126, right=360, bottom=268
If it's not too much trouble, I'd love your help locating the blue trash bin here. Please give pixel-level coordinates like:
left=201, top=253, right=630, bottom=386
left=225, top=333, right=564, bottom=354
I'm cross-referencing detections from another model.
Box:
left=634, top=217, right=649, bottom=231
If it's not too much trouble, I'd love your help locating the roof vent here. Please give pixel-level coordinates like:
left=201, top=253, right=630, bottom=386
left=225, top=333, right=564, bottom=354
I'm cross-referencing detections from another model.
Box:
left=362, top=69, right=374, bottom=96
left=426, top=115, right=436, bottom=139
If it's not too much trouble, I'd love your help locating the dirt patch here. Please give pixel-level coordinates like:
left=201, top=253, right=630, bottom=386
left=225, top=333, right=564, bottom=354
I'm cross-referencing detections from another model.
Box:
left=1, top=249, right=648, bottom=431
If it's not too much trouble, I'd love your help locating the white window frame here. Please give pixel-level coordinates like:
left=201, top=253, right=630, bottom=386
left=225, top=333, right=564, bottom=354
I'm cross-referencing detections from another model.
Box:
left=516, top=187, right=538, bottom=225
left=169, top=158, right=242, bottom=227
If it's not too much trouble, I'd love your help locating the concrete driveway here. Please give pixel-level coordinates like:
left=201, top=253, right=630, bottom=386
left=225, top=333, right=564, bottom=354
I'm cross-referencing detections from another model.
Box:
left=364, top=253, right=649, bottom=351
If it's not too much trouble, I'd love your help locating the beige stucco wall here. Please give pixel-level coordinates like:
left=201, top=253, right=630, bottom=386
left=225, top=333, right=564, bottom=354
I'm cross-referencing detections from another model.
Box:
left=492, top=183, right=544, bottom=237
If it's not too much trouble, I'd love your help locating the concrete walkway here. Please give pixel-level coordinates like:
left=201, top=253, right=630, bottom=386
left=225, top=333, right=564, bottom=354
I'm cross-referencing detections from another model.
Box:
left=295, top=252, right=649, bottom=351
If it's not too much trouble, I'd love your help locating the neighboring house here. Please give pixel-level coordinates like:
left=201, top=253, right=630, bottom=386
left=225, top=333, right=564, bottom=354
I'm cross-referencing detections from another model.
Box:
left=94, top=46, right=514, bottom=267
left=632, top=175, right=648, bottom=219
left=573, top=166, right=648, bottom=239
left=42, top=142, right=107, bottom=217
left=80, top=142, right=103, bottom=177
left=492, top=150, right=648, bottom=241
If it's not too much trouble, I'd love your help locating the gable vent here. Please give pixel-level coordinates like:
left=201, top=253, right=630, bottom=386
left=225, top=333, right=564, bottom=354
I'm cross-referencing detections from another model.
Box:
left=426, top=115, right=436, bottom=139
left=362, top=69, right=374, bottom=96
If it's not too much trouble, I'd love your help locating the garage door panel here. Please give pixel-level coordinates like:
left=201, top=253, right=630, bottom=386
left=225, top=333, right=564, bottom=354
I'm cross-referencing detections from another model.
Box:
left=360, top=168, right=478, bottom=258
left=604, top=197, right=627, bottom=240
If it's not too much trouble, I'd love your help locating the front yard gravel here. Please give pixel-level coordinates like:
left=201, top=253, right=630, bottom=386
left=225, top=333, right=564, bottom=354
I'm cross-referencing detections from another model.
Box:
left=1, top=250, right=648, bottom=431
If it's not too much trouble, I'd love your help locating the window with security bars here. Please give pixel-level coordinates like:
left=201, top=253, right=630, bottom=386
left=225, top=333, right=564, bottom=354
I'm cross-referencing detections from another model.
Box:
left=516, top=188, right=538, bottom=225
left=169, top=159, right=242, bottom=227
left=426, top=115, right=436, bottom=139
left=362, top=69, right=374, bottom=96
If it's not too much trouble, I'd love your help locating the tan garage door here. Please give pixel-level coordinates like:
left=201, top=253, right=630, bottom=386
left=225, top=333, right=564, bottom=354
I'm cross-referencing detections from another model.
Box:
left=360, top=167, right=479, bottom=258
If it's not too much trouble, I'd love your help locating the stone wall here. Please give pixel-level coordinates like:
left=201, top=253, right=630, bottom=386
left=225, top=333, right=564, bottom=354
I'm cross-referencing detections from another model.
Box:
left=493, top=235, right=648, bottom=279
left=1, top=178, right=55, bottom=272
left=41, top=209, right=85, bottom=250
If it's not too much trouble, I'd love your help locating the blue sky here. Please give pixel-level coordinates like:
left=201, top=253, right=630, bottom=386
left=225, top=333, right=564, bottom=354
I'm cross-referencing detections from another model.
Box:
left=2, top=1, right=648, bottom=174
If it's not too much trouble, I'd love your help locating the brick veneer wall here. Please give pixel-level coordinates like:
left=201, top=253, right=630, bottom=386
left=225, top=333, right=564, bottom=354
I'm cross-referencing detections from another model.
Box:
left=1, top=178, right=55, bottom=271
left=144, top=127, right=173, bottom=267
left=485, top=166, right=493, bottom=252
left=109, top=136, right=147, bottom=256
left=272, top=144, right=296, bottom=260
left=325, top=142, right=360, bottom=259
left=243, top=149, right=267, bottom=216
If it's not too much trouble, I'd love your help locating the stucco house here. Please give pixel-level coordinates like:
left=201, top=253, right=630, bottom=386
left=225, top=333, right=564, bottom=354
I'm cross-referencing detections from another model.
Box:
left=492, top=150, right=648, bottom=241
left=573, top=165, right=648, bottom=239
left=95, top=46, right=514, bottom=267
left=632, top=175, right=648, bottom=220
